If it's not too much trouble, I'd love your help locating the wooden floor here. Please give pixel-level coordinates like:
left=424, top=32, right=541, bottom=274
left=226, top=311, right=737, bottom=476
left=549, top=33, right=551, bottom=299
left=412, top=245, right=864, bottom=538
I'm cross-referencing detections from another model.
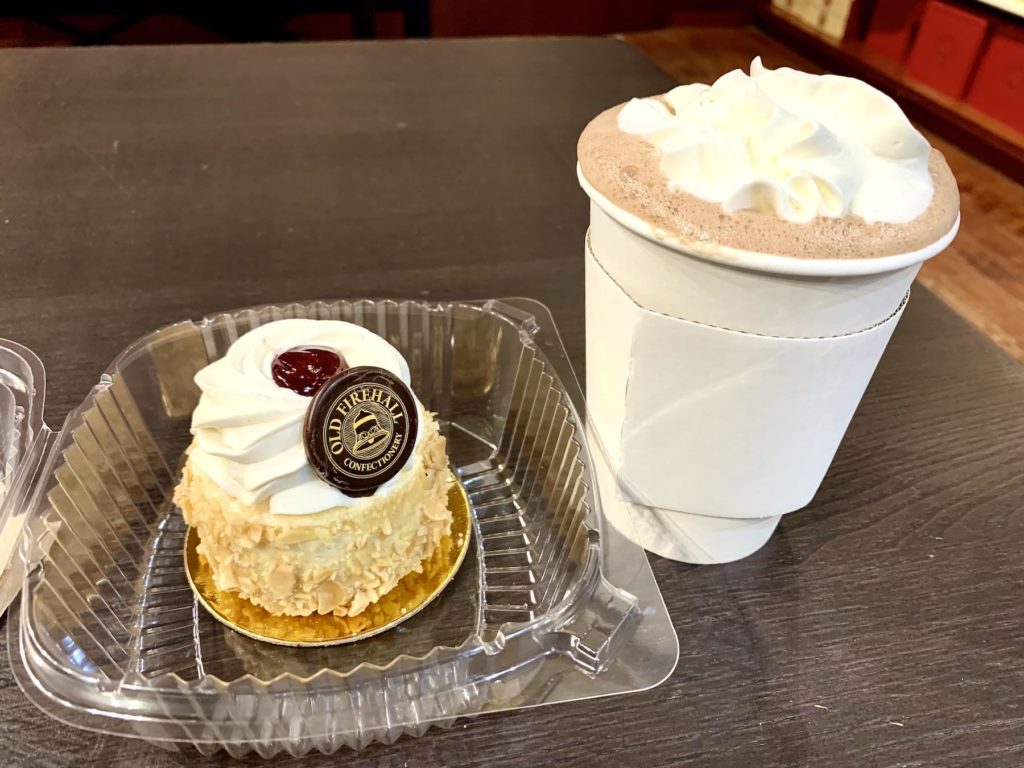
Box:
left=627, top=27, right=1024, bottom=363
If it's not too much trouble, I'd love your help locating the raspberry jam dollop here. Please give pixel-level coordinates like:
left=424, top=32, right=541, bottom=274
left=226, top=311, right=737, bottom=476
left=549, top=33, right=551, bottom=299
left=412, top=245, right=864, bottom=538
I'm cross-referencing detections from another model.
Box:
left=271, top=347, right=347, bottom=396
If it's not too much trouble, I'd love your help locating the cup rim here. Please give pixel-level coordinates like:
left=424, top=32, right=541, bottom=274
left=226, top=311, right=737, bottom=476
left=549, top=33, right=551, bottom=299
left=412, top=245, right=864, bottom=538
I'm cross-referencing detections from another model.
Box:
left=577, top=164, right=960, bottom=278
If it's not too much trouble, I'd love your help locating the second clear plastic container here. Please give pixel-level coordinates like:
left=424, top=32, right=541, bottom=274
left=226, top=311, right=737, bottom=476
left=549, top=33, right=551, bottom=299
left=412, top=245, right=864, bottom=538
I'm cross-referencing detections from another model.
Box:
left=5, top=298, right=678, bottom=758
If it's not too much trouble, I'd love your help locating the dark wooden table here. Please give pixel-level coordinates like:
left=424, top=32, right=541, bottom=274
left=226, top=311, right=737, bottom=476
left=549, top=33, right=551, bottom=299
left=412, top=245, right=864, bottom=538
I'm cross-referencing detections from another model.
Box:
left=1, top=38, right=1023, bottom=768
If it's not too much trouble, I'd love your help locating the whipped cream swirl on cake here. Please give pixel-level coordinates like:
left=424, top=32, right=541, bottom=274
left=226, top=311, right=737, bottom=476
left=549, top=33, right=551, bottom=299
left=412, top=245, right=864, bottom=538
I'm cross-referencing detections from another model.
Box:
left=616, top=57, right=933, bottom=224
left=189, top=319, right=423, bottom=515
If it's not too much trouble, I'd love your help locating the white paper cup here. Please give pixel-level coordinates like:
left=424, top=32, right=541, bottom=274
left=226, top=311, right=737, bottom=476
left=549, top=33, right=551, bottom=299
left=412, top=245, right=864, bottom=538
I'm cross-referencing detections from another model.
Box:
left=580, top=166, right=959, bottom=563
left=592, top=449, right=782, bottom=565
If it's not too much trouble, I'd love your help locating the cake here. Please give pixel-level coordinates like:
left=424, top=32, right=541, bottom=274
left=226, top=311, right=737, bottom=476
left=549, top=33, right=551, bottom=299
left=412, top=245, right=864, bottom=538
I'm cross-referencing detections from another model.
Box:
left=173, top=318, right=452, bottom=618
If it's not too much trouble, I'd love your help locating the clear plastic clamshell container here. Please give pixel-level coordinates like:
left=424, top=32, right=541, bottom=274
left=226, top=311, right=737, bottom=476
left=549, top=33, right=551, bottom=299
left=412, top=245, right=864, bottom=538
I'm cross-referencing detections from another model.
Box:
left=3, top=298, right=677, bottom=757
left=0, top=339, right=51, bottom=616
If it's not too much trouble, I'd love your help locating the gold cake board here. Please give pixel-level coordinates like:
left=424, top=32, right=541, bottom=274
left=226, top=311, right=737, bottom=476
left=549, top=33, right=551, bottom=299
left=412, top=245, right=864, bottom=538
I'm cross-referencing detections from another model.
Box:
left=184, top=471, right=471, bottom=647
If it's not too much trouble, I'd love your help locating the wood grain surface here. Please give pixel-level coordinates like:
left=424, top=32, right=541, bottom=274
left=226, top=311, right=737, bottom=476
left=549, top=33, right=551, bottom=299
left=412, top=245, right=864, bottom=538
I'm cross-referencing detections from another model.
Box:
left=628, top=26, right=1024, bottom=364
left=0, top=38, right=1022, bottom=768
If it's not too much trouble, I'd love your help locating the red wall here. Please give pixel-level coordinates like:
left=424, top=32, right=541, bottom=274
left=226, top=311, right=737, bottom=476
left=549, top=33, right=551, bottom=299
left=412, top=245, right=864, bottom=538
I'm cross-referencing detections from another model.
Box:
left=431, top=0, right=753, bottom=37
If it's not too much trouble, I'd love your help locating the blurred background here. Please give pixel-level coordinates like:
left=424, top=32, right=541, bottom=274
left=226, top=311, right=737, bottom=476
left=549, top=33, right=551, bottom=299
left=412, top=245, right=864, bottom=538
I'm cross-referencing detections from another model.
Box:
left=0, top=2, right=741, bottom=44
left=1, top=0, right=1021, bottom=360
left=0, top=2, right=752, bottom=45
left=1, top=1, right=1019, bottom=143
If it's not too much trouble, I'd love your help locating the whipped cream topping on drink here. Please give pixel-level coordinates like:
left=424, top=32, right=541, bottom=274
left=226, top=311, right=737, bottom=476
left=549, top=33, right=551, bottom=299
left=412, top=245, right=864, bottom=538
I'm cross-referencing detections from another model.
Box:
left=189, top=319, right=424, bottom=515
left=617, top=58, right=932, bottom=224
left=578, top=59, right=959, bottom=259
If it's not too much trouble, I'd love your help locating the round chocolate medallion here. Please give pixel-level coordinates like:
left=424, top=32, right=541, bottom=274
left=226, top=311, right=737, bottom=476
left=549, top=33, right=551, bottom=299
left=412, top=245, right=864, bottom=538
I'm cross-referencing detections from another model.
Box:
left=304, top=366, right=419, bottom=497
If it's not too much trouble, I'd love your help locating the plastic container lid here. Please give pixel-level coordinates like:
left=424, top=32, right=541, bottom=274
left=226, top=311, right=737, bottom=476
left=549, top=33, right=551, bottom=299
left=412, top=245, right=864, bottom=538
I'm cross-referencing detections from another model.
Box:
left=3, top=298, right=678, bottom=757
left=0, top=339, right=53, bottom=617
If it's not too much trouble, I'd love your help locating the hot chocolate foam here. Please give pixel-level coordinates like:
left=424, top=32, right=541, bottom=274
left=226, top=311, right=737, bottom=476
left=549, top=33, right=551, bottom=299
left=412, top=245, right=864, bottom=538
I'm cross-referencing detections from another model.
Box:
left=577, top=60, right=959, bottom=260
